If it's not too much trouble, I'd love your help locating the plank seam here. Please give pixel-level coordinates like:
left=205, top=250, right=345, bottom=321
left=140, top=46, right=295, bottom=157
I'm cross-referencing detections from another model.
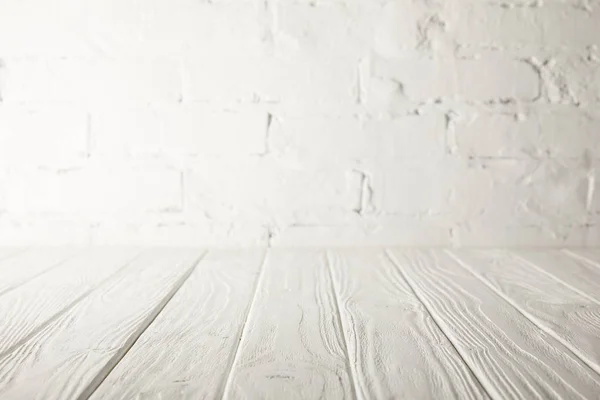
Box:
left=384, top=249, right=499, bottom=400
left=446, top=250, right=600, bottom=379
left=0, top=250, right=144, bottom=362
left=510, top=251, right=600, bottom=307
left=325, top=251, right=360, bottom=400
left=219, top=248, right=269, bottom=400
left=76, top=250, right=209, bottom=400
left=0, top=249, right=84, bottom=298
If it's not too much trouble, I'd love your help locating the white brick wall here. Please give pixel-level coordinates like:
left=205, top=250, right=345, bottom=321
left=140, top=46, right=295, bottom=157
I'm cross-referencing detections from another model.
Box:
left=0, top=0, right=598, bottom=247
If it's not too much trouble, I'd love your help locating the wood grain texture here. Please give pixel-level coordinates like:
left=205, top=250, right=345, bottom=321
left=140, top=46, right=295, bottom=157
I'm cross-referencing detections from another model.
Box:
left=515, top=250, right=600, bottom=303
left=224, top=248, right=355, bottom=400
left=0, top=248, right=140, bottom=357
left=562, top=249, right=600, bottom=290
left=0, top=248, right=27, bottom=263
left=449, top=249, right=600, bottom=376
left=328, top=249, right=489, bottom=400
left=565, top=249, right=600, bottom=265
left=387, top=249, right=600, bottom=400
left=0, top=248, right=203, bottom=400
left=0, top=247, right=79, bottom=296
left=90, top=249, right=265, bottom=400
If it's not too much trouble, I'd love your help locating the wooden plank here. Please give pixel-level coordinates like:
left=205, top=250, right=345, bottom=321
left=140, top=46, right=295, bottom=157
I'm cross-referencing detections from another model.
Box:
left=565, top=249, right=600, bottom=262
left=387, top=249, right=600, bottom=400
left=223, top=248, right=354, bottom=399
left=89, top=249, right=265, bottom=400
left=0, top=248, right=27, bottom=262
left=562, top=249, right=600, bottom=289
left=328, top=249, right=488, bottom=399
left=515, top=250, right=600, bottom=303
left=0, top=248, right=203, bottom=400
left=0, top=247, right=80, bottom=296
left=449, top=249, right=600, bottom=376
left=0, top=247, right=139, bottom=357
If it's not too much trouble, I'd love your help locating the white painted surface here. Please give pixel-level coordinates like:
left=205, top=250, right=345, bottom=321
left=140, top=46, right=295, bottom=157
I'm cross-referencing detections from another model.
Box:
left=564, top=248, right=600, bottom=269
left=328, top=249, right=488, bottom=399
left=0, top=248, right=26, bottom=261
left=0, top=247, right=78, bottom=295
left=0, top=1, right=598, bottom=247
left=90, top=249, right=265, bottom=400
left=224, top=248, right=354, bottom=399
left=387, top=249, right=600, bottom=399
left=515, top=250, right=600, bottom=301
left=0, top=248, right=600, bottom=399
left=449, top=249, right=600, bottom=375
left=0, top=249, right=202, bottom=400
left=0, top=248, right=139, bottom=356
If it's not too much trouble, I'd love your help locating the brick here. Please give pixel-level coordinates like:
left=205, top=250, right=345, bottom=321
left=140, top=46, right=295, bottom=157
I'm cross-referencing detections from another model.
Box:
left=537, top=54, right=600, bottom=106
left=371, top=1, right=422, bottom=55
left=92, top=105, right=268, bottom=157
left=5, top=162, right=181, bottom=218
left=182, top=55, right=261, bottom=105
left=525, top=107, right=600, bottom=157
left=269, top=116, right=378, bottom=168
left=0, top=59, right=6, bottom=100
left=451, top=3, right=600, bottom=50
left=184, top=157, right=360, bottom=227
left=145, top=0, right=265, bottom=58
left=538, top=6, right=600, bottom=49
left=0, top=105, right=88, bottom=166
left=452, top=58, right=539, bottom=101
left=454, top=223, right=589, bottom=247
left=451, top=158, right=591, bottom=231
left=4, top=168, right=87, bottom=217
left=91, top=220, right=267, bottom=247
left=0, top=169, right=6, bottom=213
left=482, top=0, right=584, bottom=6
left=454, top=106, right=600, bottom=158
left=273, top=216, right=452, bottom=247
left=2, top=58, right=180, bottom=105
left=0, top=1, right=93, bottom=58
left=369, top=158, right=457, bottom=217
left=0, top=218, right=91, bottom=246
left=371, top=0, right=450, bottom=56
left=273, top=1, right=370, bottom=58
left=269, top=112, right=446, bottom=168
left=368, top=55, right=539, bottom=103
left=451, top=4, right=543, bottom=50
left=0, top=0, right=264, bottom=59
left=183, top=52, right=358, bottom=113
left=373, top=157, right=593, bottom=231
left=90, top=107, right=164, bottom=156
left=162, top=105, right=268, bottom=156
left=261, top=53, right=358, bottom=114
left=85, top=163, right=182, bottom=217
left=454, top=111, right=540, bottom=158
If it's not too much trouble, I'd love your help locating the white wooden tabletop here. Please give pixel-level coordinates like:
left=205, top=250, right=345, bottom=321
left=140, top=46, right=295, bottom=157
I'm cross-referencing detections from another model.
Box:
left=0, top=247, right=599, bottom=399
